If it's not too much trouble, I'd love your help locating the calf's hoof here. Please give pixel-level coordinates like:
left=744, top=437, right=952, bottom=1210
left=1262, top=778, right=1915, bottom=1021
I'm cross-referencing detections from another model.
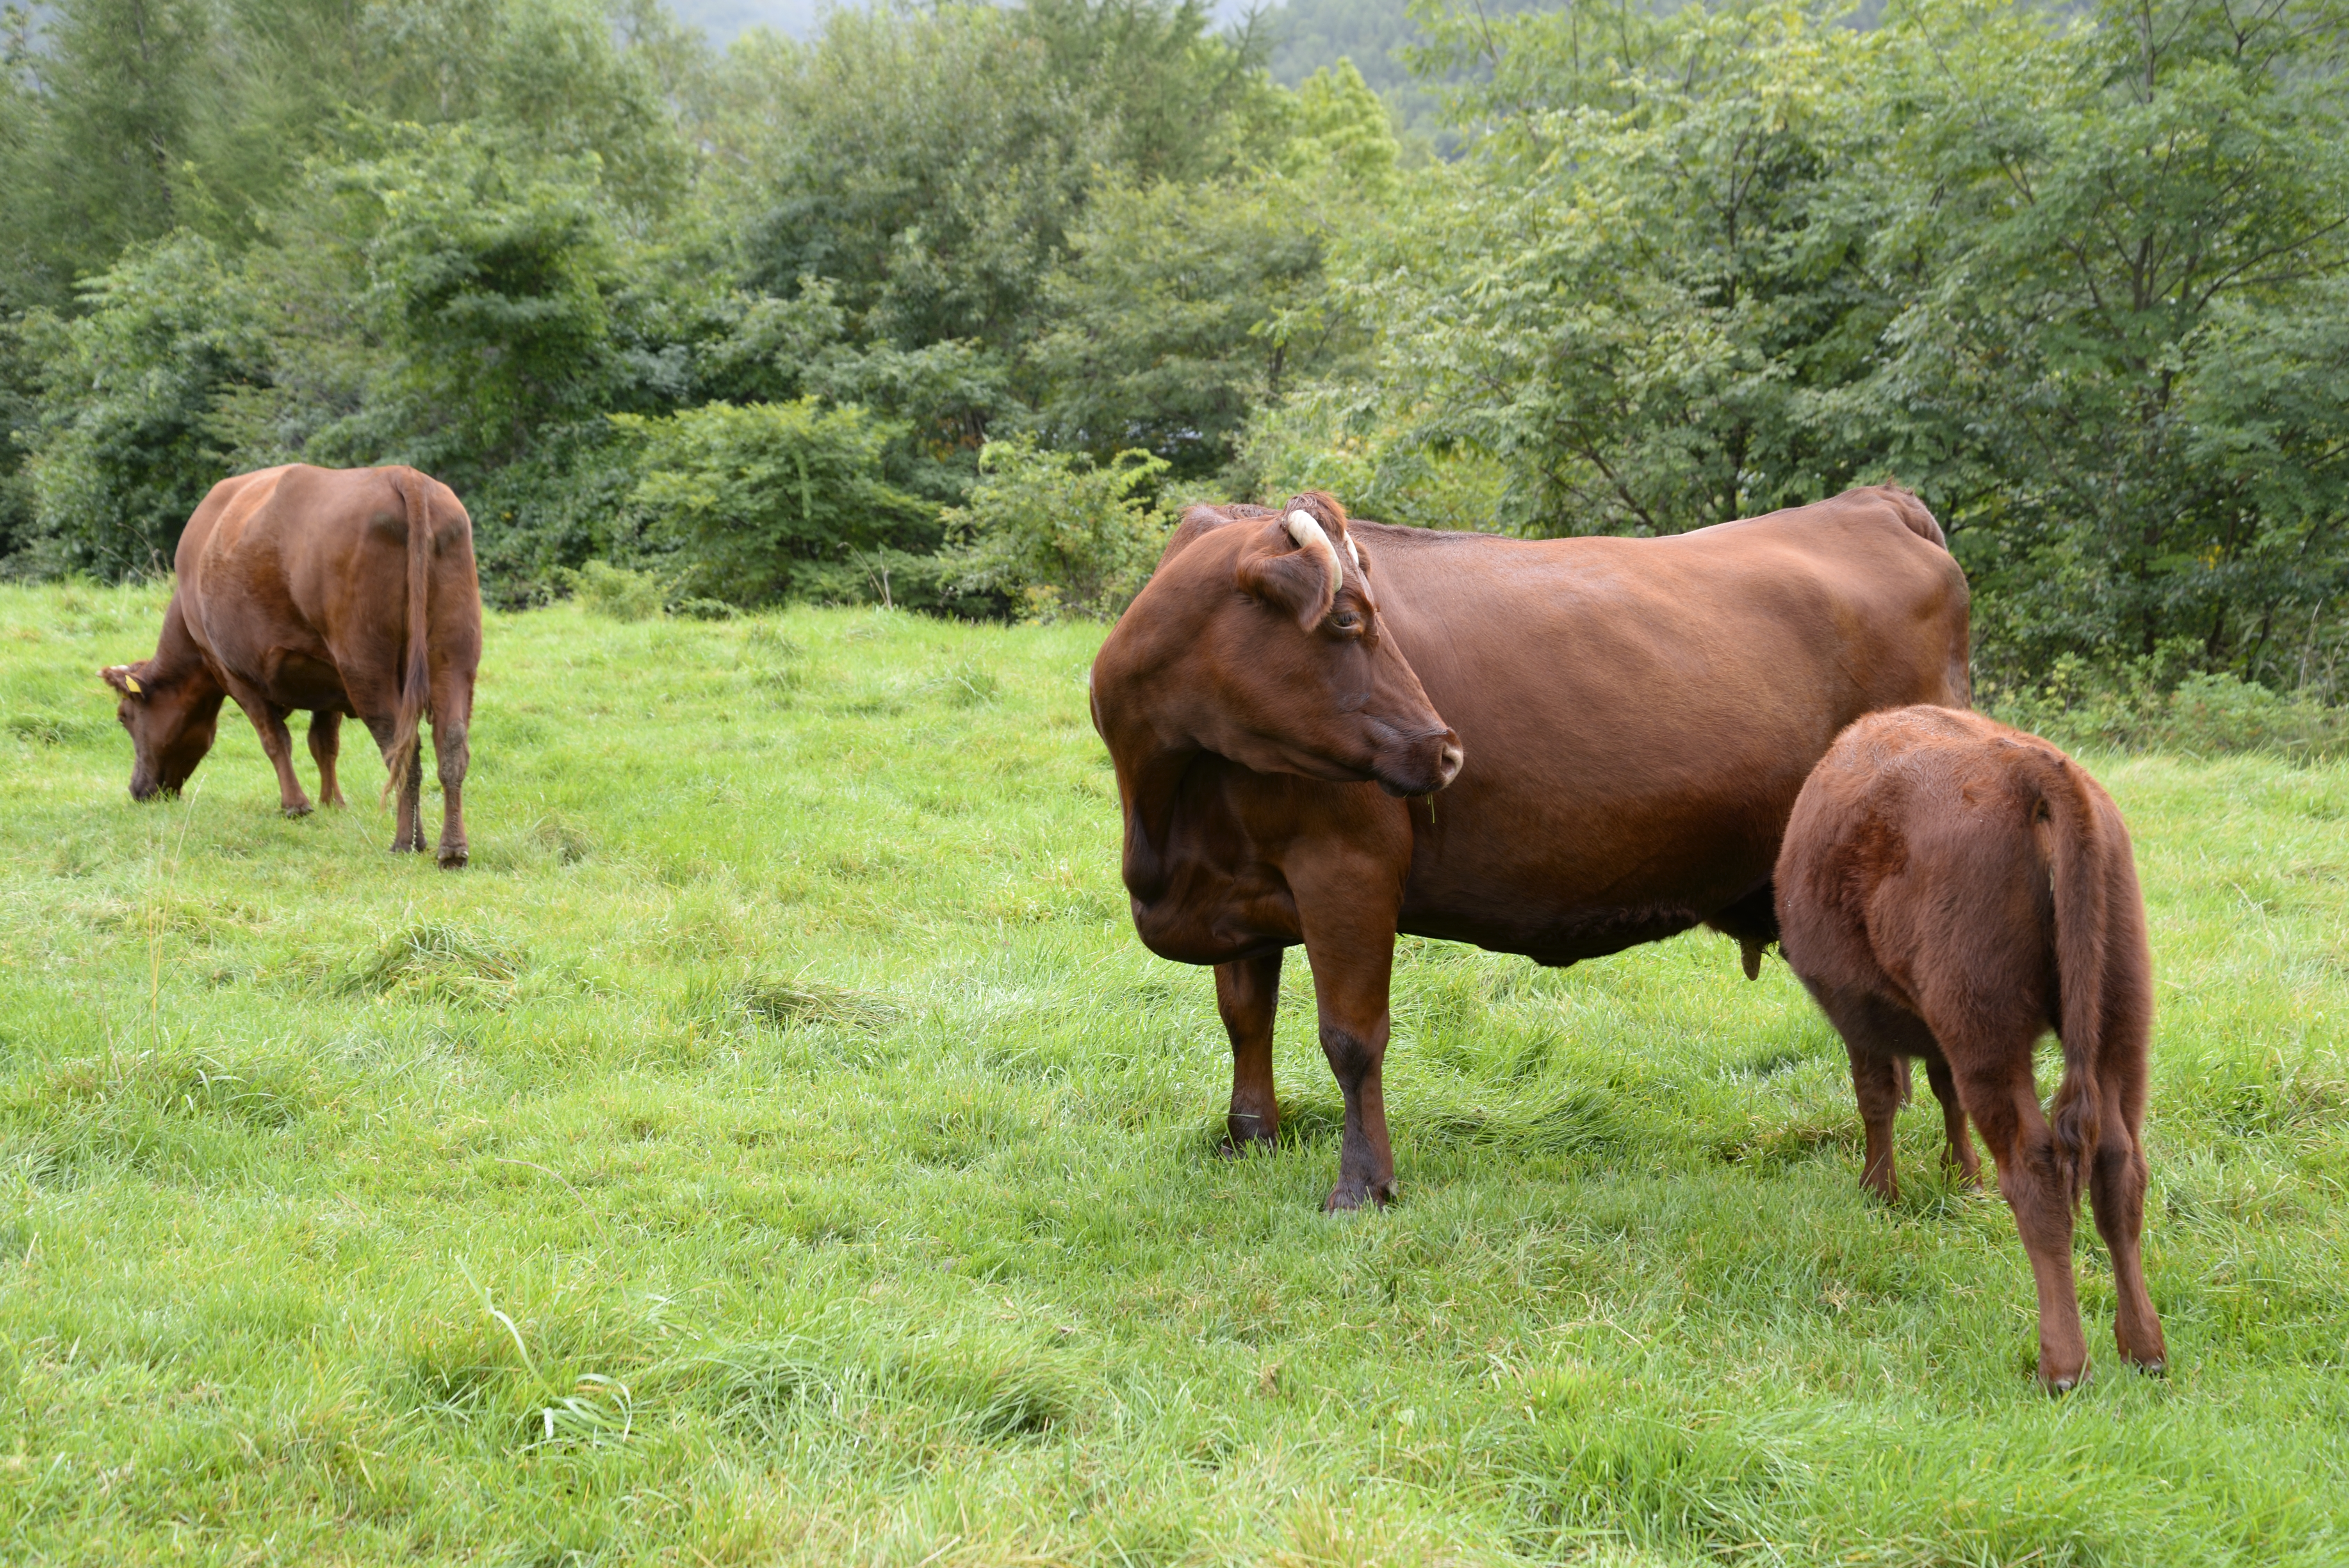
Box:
left=1324, top=1178, right=1394, bottom=1212
left=2038, top=1361, right=2091, bottom=1396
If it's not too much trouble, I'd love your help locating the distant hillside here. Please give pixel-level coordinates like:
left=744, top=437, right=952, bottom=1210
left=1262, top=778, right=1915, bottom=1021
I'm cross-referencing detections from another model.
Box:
left=667, top=0, right=1266, bottom=44
left=1265, top=0, right=1420, bottom=93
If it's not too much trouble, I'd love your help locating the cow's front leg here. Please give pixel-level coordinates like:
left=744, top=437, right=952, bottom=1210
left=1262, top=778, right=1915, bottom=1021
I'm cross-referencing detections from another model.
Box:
left=1216, top=951, right=1283, bottom=1153
left=1302, top=923, right=1399, bottom=1212
left=224, top=677, right=312, bottom=816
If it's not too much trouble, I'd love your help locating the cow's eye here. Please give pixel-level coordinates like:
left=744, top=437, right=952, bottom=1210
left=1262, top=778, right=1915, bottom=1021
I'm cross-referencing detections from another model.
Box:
left=1330, top=610, right=1363, bottom=633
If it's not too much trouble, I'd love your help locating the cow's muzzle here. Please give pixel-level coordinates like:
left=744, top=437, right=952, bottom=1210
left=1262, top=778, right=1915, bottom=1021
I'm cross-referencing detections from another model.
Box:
left=1372, top=725, right=1464, bottom=797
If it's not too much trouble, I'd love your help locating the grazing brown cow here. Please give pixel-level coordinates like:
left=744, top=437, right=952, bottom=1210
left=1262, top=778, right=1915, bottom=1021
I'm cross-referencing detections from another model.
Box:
left=1089, top=487, right=1970, bottom=1211
left=1774, top=706, right=2165, bottom=1390
left=100, top=464, right=480, bottom=867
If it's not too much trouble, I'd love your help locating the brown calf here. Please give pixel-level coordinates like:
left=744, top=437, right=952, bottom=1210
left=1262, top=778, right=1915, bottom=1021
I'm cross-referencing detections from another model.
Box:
left=1775, top=706, right=2165, bottom=1390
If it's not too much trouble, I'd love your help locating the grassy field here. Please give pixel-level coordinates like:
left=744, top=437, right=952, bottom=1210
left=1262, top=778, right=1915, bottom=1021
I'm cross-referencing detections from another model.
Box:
left=0, top=580, right=2343, bottom=1566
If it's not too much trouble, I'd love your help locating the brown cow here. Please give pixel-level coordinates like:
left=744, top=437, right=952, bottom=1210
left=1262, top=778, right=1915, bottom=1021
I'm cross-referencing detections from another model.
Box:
left=1774, top=706, right=2165, bottom=1391
left=100, top=464, right=480, bottom=867
left=1089, top=487, right=1971, bottom=1211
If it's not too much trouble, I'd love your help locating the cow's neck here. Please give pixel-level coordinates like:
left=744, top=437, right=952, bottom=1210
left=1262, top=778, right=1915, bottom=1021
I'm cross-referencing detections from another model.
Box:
left=146, top=595, right=217, bottom=691
left=1115, top=741, right=1197, bottom=904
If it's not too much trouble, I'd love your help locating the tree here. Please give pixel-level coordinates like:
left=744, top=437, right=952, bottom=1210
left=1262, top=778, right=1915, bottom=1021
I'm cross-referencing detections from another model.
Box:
left=19, top=234, right=272, bottom=576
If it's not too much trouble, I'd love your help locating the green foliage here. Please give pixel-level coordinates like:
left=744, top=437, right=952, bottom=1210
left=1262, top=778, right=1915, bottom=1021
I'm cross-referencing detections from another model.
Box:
left=321, top=127, right=626, bottom=474
left=1988, top=642, right=2349, bottom=761
left=20, top=234, right=272, bottom=576
left=941, top=436, right=1171, bottom=620
left=564, top=558, right=670, bottom=621
left=611, top=397, right=921, bottom=606
left=1030, top=177, right=1339, bottom=479
left=1269, top=0, right=2349, bottom=691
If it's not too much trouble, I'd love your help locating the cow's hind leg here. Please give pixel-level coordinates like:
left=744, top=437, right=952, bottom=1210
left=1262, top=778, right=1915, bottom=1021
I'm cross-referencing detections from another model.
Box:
left=1216, top=951, right=1283, bottom=1153
left=2089, top=1050, right=2166, bottom=1372
left=430, top=669, right=472, bottom=870
left=308, top=710, right=346, bottom=809
left=361, top=714, right=424, bottom=853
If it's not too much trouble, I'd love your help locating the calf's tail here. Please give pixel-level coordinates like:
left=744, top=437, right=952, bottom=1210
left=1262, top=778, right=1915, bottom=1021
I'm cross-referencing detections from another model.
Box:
left=381, top=468, right=431, bottom=807
left=2037, top=752, right=2110, bottom=1204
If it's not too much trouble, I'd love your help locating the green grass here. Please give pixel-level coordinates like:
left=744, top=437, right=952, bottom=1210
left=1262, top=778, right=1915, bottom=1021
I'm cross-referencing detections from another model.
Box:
left=0, top=580, right=2344, bottom=1566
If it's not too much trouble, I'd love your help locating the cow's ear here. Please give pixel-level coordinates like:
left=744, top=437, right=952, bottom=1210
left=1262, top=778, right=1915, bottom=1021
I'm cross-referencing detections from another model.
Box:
left=1235, top=527, right=1338, bottom=631
left=100, top=664, right=148, bottom=699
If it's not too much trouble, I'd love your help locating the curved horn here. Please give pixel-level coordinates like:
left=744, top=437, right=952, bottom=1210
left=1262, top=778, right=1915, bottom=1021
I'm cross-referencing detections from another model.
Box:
left=1286, top=510, right=1343, bottom=597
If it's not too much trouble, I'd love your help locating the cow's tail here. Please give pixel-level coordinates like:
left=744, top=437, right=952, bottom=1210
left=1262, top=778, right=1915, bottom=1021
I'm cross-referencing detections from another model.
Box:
left=381, top=468, right=431, bottom=808
left=2036, top=750, right=2109, bottom=1206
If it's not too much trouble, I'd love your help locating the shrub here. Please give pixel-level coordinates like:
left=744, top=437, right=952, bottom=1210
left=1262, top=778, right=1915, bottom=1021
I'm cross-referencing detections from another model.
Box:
left=940, top=436, right=1170, bottom=622
left=1985, top=645, right=2349, bottom=761
left=610, top=399, right=922, bottom=607
left=563, top=559, right=667, bottom=621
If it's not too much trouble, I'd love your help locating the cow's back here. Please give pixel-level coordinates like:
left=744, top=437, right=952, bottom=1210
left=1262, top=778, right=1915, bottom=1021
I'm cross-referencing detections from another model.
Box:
left=173, top=465, right=477, bottom=708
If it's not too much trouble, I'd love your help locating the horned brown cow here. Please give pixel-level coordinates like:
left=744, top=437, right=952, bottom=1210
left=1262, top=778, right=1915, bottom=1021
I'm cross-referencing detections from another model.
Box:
left=100, top=464, right=480, bottom=867
left=1775, top=705, right=2165, bottom=1390
left=1089, top=487, right=1971, bottom=1212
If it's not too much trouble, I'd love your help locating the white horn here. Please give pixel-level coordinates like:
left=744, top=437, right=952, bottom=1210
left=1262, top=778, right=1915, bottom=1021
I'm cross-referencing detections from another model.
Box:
left=1285, top=510, right=1343, bottom=597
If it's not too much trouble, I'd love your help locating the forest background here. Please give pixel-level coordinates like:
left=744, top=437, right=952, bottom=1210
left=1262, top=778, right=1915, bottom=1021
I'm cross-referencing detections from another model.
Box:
left=4, top=0, right=2348, bottom=724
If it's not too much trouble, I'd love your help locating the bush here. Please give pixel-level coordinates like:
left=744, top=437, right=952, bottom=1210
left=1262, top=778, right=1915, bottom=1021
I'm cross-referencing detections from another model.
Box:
left=940, top=436, right=1171, bottom=622
left=1984, top=645, right=2349, bottom=761
left=609, top=398, right=923, bottom=607
left=563, top=559, right=668, bottom=621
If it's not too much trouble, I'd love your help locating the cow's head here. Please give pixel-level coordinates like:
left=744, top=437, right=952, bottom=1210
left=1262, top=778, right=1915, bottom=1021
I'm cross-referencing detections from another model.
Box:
left=1094, top=492, right=1463, bottom=798
left=101, top=661, right=224, bottom=800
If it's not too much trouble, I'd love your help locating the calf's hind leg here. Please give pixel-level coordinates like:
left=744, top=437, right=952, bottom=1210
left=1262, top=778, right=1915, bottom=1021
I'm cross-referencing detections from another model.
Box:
left=1922, top=1053, right=1981, bottom=1185
left=1952, top=1046, right=2091, bottom=1391
left=1216, top=952, right=1283, bottom=1153
left=2089, top=1053, right=2165, bottom=1371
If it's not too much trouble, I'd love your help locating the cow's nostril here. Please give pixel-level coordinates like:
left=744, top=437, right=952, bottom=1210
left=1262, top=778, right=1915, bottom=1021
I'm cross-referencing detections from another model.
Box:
left=1438, top=743, right=1464, bottom=784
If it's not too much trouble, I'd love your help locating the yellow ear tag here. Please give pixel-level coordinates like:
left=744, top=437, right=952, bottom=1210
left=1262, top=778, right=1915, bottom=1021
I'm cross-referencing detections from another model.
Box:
left=123, top=675, right=141, bottom=694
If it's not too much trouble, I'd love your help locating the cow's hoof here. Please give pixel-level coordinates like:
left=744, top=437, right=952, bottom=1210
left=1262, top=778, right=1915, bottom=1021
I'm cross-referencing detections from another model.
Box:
left=1324, top=1180, right=1394, bottom=1212
left=1219, top=1135, right=1275, bottom=1160
left=283, top=802, right=314, bottom=818
left=437, top=850, right=468, bottom=871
